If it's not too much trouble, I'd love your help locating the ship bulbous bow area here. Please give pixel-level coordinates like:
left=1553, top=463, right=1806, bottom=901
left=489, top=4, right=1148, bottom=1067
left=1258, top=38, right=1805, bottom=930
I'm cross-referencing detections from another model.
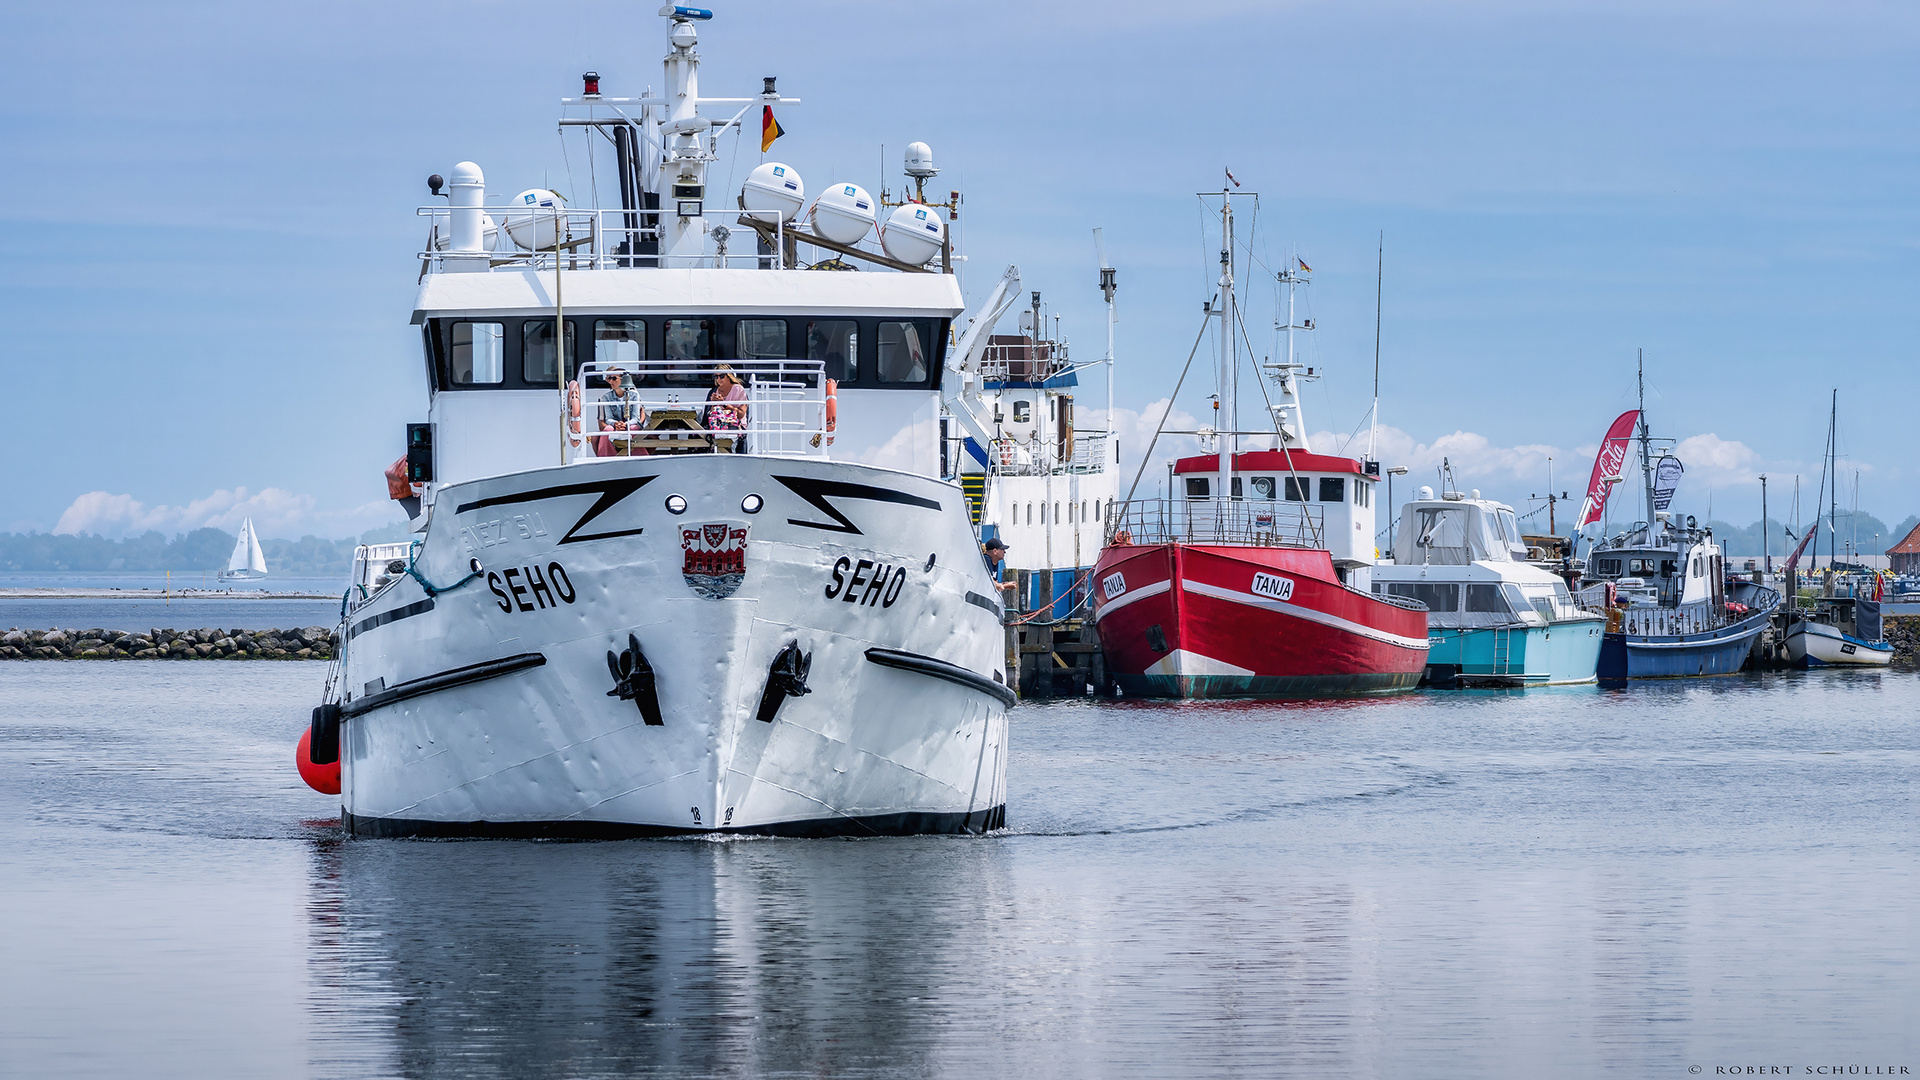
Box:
left=330, top=454, right=1009, bottom=839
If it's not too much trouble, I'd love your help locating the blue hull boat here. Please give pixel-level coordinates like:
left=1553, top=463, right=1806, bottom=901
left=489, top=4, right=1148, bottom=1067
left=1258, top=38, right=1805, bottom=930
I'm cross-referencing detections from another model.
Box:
left=1596, top=580, right=1780, bottom=680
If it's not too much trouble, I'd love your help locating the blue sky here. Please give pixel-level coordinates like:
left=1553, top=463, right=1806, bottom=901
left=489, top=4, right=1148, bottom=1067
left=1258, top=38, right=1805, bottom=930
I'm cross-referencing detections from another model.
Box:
left=2, top=0, right=1914, bottom=540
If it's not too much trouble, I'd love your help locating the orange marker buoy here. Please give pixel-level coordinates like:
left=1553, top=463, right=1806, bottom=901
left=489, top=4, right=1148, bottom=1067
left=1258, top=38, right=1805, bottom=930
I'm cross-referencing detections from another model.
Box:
left=296, top=729, right=341, bottom=795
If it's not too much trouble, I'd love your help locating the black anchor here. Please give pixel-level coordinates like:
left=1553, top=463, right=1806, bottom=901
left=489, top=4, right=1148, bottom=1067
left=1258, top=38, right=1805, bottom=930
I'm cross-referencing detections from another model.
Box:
left=606, top=633, right=664, bottom=726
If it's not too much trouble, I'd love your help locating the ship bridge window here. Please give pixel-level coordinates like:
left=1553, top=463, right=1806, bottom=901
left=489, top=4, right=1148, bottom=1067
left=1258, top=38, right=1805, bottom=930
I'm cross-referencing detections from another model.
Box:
left=1186, top=478, right=1209, bottom=499
left=448, top=321, right=504, bottom=386
left=1319, top=477, right=1345, bottom=503
left=1230, top=477, right=1243, bottom=499
left=1013, top=401, right=1031, bottom=423
left=522, top=319, right=577, bottom=384
left=877, top=321, right=929, bottom=383
left=879, top=317, right=936, bottom=384
left=806, top=320, right=858, bottom=383
left=1661, top=559, right=1678, bottom=578
left=1285, top=477, right=1309, bottom=501
left=1354, top=480, right=1369, bottom=507
left=737, top=319, right=789, bottom=360
left=594, top=320, right=645, bottom=371
left=1250, top=476, right=1276, bottom=500
left=663, top=319, right=715, bottom=385
left=1599, top=558, right=1622, bottom=576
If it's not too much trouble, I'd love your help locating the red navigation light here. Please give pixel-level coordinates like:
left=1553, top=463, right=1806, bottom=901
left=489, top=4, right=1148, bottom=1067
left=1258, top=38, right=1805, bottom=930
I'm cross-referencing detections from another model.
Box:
left=582, top=71, right=601, bottom=96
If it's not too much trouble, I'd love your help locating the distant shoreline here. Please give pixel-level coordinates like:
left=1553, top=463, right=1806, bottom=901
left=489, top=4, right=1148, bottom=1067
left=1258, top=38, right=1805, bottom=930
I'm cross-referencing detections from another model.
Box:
left=0, top=588, right=336, bottom=600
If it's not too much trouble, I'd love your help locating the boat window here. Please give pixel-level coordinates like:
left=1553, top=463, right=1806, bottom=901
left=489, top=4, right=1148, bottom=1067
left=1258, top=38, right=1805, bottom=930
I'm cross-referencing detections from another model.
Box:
left=1496, top=510, right=1525, bottom=551
left=1502, top=583, right=1534, bottom=616
left=1285, top=477, right=1309, bottom=501
left=1013, top=401, right=1031, bottom=423
left=1055, top=502, right=1062, bottom=523
left=1026, top=502, right=1033, bottom=522
left=1599, top=559, right=1622, bottom=575
left=1250, top=476, right=1276, bottom=500
left=594, top=320, right=645, bottom=372
left=878, top=321, right=929, bottom=383
left=1230, top=477, right=1243, bottom=500
left=1041, top=504, right=1048, bottom=525
left=1319, top=477, right=1345, bottom=503
left=1412, top=507, right=1467, bottom=549
left=1386, top=582, right=1459, bottom=611
left=1466, top=584, right=1509, bottom=613
left=522, top=319, right=577, bottom=384
left=806, top=320, right=858, bottom=382
left=736, top=318, right=789, bottom=360
left=1094, top=501, right=1101, bottom=522
left=1354, top=481, right=1368, bottom=507
left=1661, top=560, right=1678, bottom=578
left=1186, top=478, right=1210, bottom=499
left=1628, top=558, right=1655, bottom=575
left=661, top=318, right=715, bottom=386
left=449, top=321, right=505, bottom=385
left=1691, top=556, right=1703, bottom=578
left=1082, top=500, right=1089, bottom=522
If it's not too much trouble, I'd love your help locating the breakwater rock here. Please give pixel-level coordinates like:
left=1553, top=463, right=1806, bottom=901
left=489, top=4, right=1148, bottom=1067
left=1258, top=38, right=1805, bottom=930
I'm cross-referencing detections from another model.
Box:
left=0, top=626, right=337, bottom=660
left=1885, top=614, right=1919, bottom=661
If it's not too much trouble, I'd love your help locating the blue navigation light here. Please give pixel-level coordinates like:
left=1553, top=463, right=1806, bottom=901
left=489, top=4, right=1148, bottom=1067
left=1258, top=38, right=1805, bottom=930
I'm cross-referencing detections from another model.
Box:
left=660, top=5, right=713, bottom=19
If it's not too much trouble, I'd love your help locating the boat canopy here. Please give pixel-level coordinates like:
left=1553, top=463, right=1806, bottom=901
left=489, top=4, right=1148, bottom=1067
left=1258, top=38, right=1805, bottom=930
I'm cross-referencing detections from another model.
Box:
left=1393, top=500, right=1528, bottom=566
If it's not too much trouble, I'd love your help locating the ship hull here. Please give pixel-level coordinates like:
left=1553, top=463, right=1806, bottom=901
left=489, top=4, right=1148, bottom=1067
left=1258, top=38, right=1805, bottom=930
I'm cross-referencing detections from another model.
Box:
left=332, top=455, right=1012, bottom=838
left=1424, top=619, right=1606, bottom=687
left=1091, top=543, right=1428, bottom=699
left=1597, top=610, right=1773, bottom=679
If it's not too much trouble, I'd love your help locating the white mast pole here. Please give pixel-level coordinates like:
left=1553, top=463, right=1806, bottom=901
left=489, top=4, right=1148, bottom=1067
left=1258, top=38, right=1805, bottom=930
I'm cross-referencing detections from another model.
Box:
left=1216, top=192, right=1235, bottom=520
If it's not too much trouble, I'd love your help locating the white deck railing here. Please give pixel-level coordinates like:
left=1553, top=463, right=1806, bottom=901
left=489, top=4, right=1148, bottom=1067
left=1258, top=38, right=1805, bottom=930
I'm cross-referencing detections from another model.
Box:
left=564, top=359, right=828, bottom=462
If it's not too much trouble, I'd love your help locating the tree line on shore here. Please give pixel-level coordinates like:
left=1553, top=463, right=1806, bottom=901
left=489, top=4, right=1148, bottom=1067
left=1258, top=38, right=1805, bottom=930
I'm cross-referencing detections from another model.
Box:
left=0, top=525, right=411, bottom=575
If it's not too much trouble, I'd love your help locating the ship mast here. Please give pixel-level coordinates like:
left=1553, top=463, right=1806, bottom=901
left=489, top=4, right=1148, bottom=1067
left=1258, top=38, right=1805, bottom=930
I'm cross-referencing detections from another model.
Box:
left=1637, top=349, right=1654, bottom=529
left=1215, top=191, right=1236, bottom=511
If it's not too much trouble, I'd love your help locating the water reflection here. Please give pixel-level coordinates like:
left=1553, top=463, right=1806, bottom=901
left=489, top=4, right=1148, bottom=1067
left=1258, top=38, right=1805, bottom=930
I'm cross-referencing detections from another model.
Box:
left=306, top=836, right=1020, bottom=1078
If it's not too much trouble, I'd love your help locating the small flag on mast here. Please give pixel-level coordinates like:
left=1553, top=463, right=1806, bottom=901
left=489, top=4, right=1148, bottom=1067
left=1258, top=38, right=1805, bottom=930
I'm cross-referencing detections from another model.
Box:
left=1297, top=256, right=1312, bottom=273
left=761, top=105, right=784, bottom=152
left=1225, top=168, right=1240, bottom=188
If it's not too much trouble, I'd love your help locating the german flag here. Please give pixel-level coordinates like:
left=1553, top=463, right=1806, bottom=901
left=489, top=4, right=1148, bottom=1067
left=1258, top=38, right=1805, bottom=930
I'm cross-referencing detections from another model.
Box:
left=761, top=105, right=784, bottom=152
left=1297, top=256, right=1312, bottom=273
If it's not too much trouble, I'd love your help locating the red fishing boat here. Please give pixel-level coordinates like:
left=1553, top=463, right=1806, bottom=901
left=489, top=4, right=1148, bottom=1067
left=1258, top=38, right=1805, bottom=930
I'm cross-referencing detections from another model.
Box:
left=1092, top=187, right=1427, bottom=698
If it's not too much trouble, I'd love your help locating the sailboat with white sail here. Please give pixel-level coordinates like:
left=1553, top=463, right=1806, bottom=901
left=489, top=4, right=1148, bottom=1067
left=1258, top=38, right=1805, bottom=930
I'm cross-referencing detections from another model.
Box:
left=218, top=517, right=269, bottom=583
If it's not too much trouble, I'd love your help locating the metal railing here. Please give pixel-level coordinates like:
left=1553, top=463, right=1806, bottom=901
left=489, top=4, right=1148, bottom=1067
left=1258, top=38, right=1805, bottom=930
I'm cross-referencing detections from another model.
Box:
left=978, top=340, right=1070, bottom=383
left=978, top=432, right=1109, bottom=477
left=350, top=543, right=416, bottom=598
left=565, top=359, right=827, bottom=461
left=1108, top=497, right=1324, bottom=548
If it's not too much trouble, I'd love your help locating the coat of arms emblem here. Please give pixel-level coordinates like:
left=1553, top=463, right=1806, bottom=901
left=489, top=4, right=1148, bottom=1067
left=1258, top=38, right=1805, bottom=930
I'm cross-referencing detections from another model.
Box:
left=682, top=523, right=748, bottom=599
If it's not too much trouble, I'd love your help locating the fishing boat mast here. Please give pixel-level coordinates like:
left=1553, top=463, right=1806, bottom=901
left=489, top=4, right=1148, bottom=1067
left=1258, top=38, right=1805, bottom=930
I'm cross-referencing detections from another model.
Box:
left=1637, top=349, right=1655, bottom=528
left=1215, top=191, right=1237, bottom=517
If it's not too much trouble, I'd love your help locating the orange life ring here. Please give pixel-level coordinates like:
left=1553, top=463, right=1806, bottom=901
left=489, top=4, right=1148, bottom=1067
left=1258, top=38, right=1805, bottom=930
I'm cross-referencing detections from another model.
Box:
left=824, top=378, right=837, bottom=445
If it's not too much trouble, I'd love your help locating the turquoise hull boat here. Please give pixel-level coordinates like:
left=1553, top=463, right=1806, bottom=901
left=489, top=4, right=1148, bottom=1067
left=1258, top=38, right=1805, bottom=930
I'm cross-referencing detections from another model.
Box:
left=1423, top=618, right=1605, bottom=687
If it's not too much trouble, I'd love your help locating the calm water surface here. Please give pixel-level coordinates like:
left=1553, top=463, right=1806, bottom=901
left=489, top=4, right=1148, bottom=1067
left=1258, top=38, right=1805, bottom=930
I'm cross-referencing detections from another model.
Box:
left=1, top=659, right=1914, bottom=1078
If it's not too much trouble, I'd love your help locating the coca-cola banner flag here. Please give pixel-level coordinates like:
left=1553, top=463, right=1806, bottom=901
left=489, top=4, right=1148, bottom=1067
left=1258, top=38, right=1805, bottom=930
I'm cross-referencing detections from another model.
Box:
left=1575, top=410, right=1640, bottom=529
left=1652, top=456, right=1684, bottom=512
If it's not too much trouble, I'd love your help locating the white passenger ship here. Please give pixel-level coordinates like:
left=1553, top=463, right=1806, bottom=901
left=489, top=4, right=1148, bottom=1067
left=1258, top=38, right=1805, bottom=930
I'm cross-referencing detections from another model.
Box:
left=302, top=6, right=1014, bottom=837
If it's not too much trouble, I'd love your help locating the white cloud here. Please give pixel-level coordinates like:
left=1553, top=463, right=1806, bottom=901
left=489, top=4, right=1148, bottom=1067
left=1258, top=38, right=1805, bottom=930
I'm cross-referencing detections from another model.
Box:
left=52, top=487, right=401, bottom=539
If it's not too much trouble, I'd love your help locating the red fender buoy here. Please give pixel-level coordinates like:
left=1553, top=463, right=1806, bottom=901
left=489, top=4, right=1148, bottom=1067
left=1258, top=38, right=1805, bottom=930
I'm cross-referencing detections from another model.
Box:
left=296, top=728, right=341, bottom=795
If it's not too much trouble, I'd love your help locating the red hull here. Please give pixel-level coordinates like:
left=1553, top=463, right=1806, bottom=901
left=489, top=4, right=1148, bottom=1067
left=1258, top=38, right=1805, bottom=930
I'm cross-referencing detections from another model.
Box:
left=1091, top=543, right=1428, bottom=698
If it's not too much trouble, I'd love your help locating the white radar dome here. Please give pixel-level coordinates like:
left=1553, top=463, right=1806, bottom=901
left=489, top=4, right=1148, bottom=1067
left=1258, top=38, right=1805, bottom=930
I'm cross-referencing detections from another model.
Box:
left=740, top=162, right=805, bottom=223
left=809, top=183, right=875, bottom=245
left=879, top=203, right=946, bottom=265
left=904, top=141, right=937, bottom=178
left=504, top=188, right=571, bottom=251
